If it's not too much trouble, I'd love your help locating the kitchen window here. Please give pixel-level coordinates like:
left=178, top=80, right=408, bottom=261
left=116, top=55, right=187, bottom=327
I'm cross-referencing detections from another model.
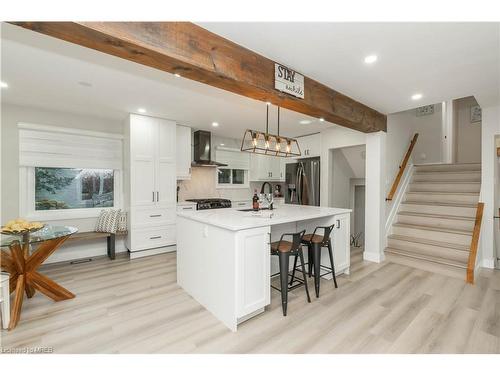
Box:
left=217, top=168, right=248, bottom=188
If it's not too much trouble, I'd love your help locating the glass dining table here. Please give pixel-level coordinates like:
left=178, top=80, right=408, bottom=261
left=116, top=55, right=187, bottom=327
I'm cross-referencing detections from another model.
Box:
left=0, top=225, right=78, bottom=330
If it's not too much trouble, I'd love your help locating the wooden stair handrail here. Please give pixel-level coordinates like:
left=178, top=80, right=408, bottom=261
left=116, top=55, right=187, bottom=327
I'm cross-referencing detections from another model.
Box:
left=466, top=202, right=485, bottom=284
left=386, top=133, right=419, bottom=201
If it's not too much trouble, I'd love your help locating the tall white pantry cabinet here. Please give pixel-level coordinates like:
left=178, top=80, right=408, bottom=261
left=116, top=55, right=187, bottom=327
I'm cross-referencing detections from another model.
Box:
left=125, top=114, right=177, bottom=259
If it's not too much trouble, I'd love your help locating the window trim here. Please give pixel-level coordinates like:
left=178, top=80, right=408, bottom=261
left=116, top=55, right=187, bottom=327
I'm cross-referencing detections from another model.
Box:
left=216, top=168, right=249, bottom=189
left=20, top=166, right=123, bottom=221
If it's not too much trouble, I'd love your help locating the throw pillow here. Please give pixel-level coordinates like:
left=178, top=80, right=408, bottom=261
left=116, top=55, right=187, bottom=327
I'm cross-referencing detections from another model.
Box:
left=95, top=209, right=121, bottom=233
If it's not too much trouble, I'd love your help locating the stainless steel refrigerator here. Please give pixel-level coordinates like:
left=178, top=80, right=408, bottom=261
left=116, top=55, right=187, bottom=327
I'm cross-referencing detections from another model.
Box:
left=285, top=157, right=320, bottom=206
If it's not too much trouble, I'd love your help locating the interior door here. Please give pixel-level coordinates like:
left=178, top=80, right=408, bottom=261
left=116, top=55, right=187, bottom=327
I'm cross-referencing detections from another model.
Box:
left=130, top=115, right=156, bottom=207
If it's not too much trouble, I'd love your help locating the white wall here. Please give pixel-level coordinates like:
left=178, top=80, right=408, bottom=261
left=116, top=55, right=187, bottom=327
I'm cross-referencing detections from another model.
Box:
left=1, top=103, right=126, bottom=263
left=320, top=126, right=365, bottom=207
left=479, top=104, right=500, bottom=269
left=385, top=110, right=415, bottom=196
left=412, top=104, right=443, bottom=165
left=455, top=96, right=482, bottom=163
left=364, top=131, right=386, bottom=263
left=331, top=149, right=356, bottom=209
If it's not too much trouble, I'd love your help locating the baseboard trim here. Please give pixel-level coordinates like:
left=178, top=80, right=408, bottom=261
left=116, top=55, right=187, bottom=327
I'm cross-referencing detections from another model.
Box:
left=129, top=245, right=176, bottom=259
left=363, top=251, right=385, bottom=263
left=480, top=258, right=495, bottom=269
left=45, top=241, right=127, bottom=264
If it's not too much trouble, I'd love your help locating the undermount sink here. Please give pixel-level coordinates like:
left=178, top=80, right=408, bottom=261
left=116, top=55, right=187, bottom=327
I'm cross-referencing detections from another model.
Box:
left=237, top=207, right=271, bottom=212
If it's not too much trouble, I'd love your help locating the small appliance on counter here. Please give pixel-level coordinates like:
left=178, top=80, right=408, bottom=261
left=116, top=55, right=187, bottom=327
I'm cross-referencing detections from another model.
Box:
left=185, top=198, right=232, bottom=210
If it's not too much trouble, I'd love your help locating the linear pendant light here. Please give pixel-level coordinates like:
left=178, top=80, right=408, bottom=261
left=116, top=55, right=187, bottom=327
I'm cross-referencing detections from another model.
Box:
left=240, top=104, right=301, bottom=157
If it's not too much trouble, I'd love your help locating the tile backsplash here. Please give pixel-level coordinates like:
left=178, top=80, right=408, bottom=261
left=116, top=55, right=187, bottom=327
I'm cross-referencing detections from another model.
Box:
left=177, top=167, right=284, bottom=202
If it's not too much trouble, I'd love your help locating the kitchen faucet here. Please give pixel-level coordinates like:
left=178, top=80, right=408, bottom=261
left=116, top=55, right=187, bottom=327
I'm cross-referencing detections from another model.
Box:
left=260, top=181, right=274, bottom=210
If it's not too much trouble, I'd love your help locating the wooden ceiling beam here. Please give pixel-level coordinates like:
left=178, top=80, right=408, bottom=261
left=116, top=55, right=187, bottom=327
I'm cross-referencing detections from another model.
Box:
left=9, top=22, right=387, bottom=133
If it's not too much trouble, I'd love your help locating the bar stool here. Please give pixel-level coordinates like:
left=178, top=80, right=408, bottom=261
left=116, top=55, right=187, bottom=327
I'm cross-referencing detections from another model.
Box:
left=270, top=230, right=311, bottom=316
left=290, top=224, right=337, bottom=298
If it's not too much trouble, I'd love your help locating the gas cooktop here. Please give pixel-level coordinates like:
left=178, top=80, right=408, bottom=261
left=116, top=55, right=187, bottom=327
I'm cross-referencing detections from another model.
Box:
left=185, top=198, right=232, bottom=210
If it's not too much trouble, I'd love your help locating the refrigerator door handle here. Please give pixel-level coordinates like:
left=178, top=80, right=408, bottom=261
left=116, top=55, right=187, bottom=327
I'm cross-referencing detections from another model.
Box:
left=311, top=162, right=316, bottom=205
left=295, top=165, right=301, bottom=204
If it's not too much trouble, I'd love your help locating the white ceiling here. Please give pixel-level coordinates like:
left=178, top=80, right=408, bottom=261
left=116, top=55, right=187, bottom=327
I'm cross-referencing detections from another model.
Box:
left=199, top=22, right=500, bottom=112
left=0, top=23, right=334, bottom=140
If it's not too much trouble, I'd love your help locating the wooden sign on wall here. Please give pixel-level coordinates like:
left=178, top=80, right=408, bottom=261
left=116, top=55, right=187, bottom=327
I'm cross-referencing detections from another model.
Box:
left=274, top=63, right=304, bottom=99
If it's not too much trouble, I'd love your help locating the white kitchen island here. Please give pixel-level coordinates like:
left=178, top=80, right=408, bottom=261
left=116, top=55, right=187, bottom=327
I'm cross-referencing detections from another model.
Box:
left=176, top=204, right=351, bottom=331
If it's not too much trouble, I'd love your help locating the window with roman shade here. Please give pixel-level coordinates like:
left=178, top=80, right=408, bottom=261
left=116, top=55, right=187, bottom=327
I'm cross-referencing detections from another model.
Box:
left=18, top=123, right=123, bottom=220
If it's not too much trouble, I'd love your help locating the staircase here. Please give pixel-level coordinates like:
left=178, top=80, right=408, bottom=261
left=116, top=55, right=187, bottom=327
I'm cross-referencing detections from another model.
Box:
left=385, top=163, right=481, bottom=280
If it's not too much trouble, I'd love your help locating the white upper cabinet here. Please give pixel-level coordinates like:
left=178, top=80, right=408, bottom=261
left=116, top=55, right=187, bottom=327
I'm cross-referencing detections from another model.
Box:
left=129, top=114, right=176, bottom=209
left=176, top=125, right=192, bottom=180
left=249, top=154, right=285, bottom=182
left=297, top=133, right=321, bottom=158
left=130, top=115, right=157, bottom=207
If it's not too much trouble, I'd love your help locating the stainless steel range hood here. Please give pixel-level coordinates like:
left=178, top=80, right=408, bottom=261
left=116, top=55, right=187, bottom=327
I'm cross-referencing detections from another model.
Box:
left=191, top=130, right=227, bottom=167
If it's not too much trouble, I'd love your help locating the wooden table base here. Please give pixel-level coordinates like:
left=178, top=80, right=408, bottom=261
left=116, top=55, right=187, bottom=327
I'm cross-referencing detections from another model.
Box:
left=0, top=235, right=75, bottom=330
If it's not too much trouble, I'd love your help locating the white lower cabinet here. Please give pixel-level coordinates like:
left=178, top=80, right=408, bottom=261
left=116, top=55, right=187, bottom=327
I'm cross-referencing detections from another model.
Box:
left=236, top=227, right=270, bottom=319
left=332, top=213, right=350, bottom=274
left=129, top=225, right=177, bottom=252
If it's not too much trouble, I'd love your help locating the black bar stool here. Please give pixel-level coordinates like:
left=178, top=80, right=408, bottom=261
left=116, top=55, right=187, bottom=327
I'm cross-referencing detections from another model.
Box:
left=270, top=230, right=311, bottom=316
left=290, top=224, right=337, bottom=298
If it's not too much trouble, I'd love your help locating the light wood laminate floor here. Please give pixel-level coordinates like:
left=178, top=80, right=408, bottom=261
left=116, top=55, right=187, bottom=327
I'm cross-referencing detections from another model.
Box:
left=1, top=248, right=499, bottom=353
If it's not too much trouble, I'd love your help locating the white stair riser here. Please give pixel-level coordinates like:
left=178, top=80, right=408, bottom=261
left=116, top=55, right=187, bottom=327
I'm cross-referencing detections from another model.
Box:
left=392, top=226, right=472, bottom=246
left=385, top=252, right=466, bottom=280
left=405, top=192, right=479, bottom=205
left=387, top=238, right=469, bottom=263
left=409, top=182, right=480, bottom=193
left=396, top=214, right=474, bottom=231
left=412, top=172, right=481, bottom=182
left=400, top=203, right=476, bottom=218
left=414, top=164, right=481, bottom=172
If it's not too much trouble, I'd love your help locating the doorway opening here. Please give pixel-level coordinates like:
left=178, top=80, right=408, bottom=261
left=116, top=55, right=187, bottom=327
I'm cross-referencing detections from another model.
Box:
left=330, top=145, right=366, bottom=249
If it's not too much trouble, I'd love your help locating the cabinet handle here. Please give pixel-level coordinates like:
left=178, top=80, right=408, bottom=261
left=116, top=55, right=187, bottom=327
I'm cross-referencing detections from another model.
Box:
left=150, top=236, right=162, bottom=240
left=152, top=192, right=155, bottom=202
left=336, top=219, right=340, bottom=229
left=156, top=191, right=159, bottom=202
left=150, top=214, right=162, bottom=217
left=182, top=207, right=193, bottom=210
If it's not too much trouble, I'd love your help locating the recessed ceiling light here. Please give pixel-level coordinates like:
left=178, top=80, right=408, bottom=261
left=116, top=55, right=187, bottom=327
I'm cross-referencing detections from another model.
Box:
left=137, top=108, right=147, bottom=113
left=77, top=81, right=92, bottom=87
left=319, top=118, right=325, bottom=122
left=212, top=122, right=219, bottom=127
left=174, top=73, right=181, bottom=78
left=411, top=93, right=423, bottom=100
left=364, top=55, right=378, bottom=64
left=220, top=143, right=225, bottom=146
left=299, top=120, right=312, bottom=125
left=0, top=81, right=8, bottom=88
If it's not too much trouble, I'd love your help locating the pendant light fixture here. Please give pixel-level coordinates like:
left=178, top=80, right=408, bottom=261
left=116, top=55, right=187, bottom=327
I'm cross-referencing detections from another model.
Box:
left=240, top=103, right=301, bottom=157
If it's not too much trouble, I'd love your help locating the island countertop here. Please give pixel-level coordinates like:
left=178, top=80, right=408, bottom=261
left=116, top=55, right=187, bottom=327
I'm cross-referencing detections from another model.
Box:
left=176, top=204, right=352, bottom=231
